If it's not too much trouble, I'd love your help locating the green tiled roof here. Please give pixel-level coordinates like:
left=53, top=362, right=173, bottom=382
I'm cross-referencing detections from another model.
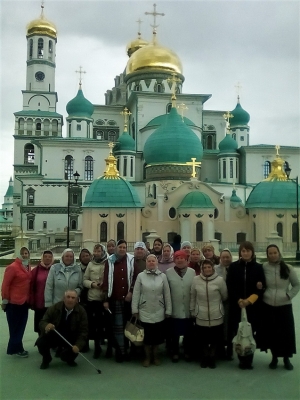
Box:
left=230, top=101, right=250, bottom=126
left=114, top=131, right=135, bottom=152
left=230, top=189, right=242, bottom=203
left=143, top=107, right=203, bottom=164
left=66, top=89, right=94, bottom=118
left=83, top=176, right=142, bottom=208
left=145, top=114, right=197, bottom=129
left=179, top=191, right=214, bottom=208
left=14, top=110, right=63, bottom=118
left=5, top=180, right=13, bottom=197
left=219, top=134, right=238, bottom=152
left=246, top=180, right=300, bottom=209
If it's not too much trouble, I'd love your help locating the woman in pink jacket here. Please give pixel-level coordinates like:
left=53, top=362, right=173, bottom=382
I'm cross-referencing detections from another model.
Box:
left=1, top=247, right=31, bottom=357
left=29, top=250, right=54, bottom=334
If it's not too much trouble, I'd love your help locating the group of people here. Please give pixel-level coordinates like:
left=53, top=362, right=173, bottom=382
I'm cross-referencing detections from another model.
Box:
left=1, top=238, right=299, bottom=372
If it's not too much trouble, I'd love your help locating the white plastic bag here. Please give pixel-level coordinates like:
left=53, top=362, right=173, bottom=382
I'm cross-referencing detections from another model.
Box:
left=232, top=308, right=256, bottom=357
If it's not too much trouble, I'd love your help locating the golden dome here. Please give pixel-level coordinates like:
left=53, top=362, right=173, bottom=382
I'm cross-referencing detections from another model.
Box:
left=27, top=14, right=57, bottom=39
left=126, top=42, right=183, bottom=75
left=126, top=37, right=149, bottom=57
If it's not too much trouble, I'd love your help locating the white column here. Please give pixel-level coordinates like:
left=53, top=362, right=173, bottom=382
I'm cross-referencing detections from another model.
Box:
left=157, top=194, right=164, bottom=222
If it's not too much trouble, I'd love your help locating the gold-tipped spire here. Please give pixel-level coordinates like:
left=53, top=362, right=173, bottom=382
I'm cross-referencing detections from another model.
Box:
left=103, top=143, right=120, bottom=180
left=75, top=66, right=86, bottom=89
left=120, top=107, right=132, bottom=132
left=145, top=3, right=165, bottom=43
left=265, top=145, right=287, bottom=181
left=167, top=73, right=182, bottom=108
left=186, top=158, right=201, bottom=178
left=223, top=111, right=234, bottom=133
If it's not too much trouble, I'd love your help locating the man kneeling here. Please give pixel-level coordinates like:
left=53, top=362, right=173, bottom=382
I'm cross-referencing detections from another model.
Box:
left=37, top=290, right=88, bottom=369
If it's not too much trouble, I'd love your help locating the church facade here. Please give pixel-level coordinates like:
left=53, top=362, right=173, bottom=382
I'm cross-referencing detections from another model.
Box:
left=11, top=7, right=300, bottom=252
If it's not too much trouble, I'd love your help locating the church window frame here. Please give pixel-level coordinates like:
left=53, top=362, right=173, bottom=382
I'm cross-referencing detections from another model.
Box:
left=237, top=232, right=246, bottom=244
left=27, top=218, right=34, bottom=231
left=168, top=207, right=176, bottom=219
left=36, top=122, right=41, bottom=131
left=166, top=103, right=172, bottom=113
left=64, top=155, right=74, bottom=180
left=263, top=161, right=271, bottom=179
left=230, top=159, right=234, bottom=178
left=37, top=38, right=44, bottom=59
left=76, top=124, right=81, bottom=131
left=130, top=157, right=134, bottom=178
left=26, top=188, right=35, bottom=205
left=117, top=221, right=125, bottom=241
left=84, top=155, right=94, bottom=181
left=29, top=39, right=33, bottom=59
left=196, top=221, right=203, bottom=241
left=276, top=222, right=283, bottom=237
left=123, top=156, right=127, bottom=176
left=24, top=143, right=35, bottom=164
left=108, top=130, right=116, bottom=141
left=218, top=159, right=221, bottom=179
left=222, top=159, right=226, bottom=179
left=292, top=223, right=298, bottom=242
left=70, top=218, right=78, bottom=231
left=100, top=222, right=107, bottom=242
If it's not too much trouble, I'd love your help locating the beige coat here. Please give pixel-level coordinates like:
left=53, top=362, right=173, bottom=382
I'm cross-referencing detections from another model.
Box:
left=132, top=269, right=172, bottom=323
left=83, top=260, right=106, bottom=302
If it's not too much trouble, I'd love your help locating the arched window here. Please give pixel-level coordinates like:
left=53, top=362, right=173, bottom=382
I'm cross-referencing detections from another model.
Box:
left=196, top=221, right=203, bottom=241
left=48, top=40, right=53, bottom=60
left=230, top=159, right=233, bottom=178
left=277, top=222, right=283, bottom=237
left=52, top=120, right=58, bottom=136
left=207, top=135, right=213, bottom=150
left=292, top=223, right=298, bottom=242
left=27, top=219, right=34, bottom=230
left=263, top=161, right=271, bottom=179
left=166, top=103, right=172, bottom=113
left=131, top=121, right=136, bottom=140
left=24, top=143, right=35, bottom=164
left=37, top=38, right=44, bottom=58
left=100, top=222, right=107, bottom=242
left=84, top=156, right=93, bottom=181
left=237, top=232, right=246, bottom=244
left=130, top=157, right=134, bottom=177
left=143, top=163, right=147, bottom=180
left=253, top=222, right=256, bottom=242
left=134, top=84, right=141, bottom=91
left=27, top=188, right=35, bottom=205
left=64, top=155, right=74, bottom=180
left=218, top=159, right=221, bottom=179
left=157, top=84, right=162, bottom=93
left=123, top=157, right=127, bottom=176
left=70, top=219, right=77, bottom=230
left=222, top=159, right=226, bottom=179
left=72, top=193, right=78, bottom=205
left=117, top=222, right=124, bottom=241
left=29, top=39, right=33, bottom=59
left=232, top=132, right=236, bottom=140
left=108, top=131, right=116, bottom=141
left=36, top=122, right=41, bottom=131
left=153, top=184, right=157, bottom=199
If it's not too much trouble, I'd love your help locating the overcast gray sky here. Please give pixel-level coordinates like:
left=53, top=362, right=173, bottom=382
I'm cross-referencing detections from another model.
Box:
left=0, top=0, right=299, bottom=200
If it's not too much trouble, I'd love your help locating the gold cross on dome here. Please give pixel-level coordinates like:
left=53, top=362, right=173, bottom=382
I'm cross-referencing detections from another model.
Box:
left=108, top=142, right=115, bottom=153
left=145, top=3, right=165, bottom=36
left=275, top=144, right=280, bottom=156
left=120, top=107, right=132, bottom=132
left=177, top=103, right=188, bottom=120
left=75, top=66, right=86, bottom=87
left=136, top=18, right=143, bottom=37
left=186, top=158, right=201, bottom=178
left=223, top=111, right=234, bottom=132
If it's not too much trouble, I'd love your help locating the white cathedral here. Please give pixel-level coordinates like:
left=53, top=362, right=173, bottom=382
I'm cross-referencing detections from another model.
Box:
left=11, top=6, right=300, bottom=254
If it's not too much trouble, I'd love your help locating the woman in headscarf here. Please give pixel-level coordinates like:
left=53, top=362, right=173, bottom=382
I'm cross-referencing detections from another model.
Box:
left=83, top=243, right=108, bottom=359
left=226, top=241, right=265, bottom=369
left=202, top=244, right=220, bottom=266
left=132, top=254, right=172, bottom=367
left=102, top=240, right=137, bottom=362
left=189, top=248, right=205, bottom=276
left=29, top=250, right=54, bottom=334
left=1, top=247, right=31, bottom=357
left=158, top=243, right=175, bottom=273
left=151, top=238, right=163, bottom=260
left=44, top=248, right=83, bottom=307
left=260, top=244, right=299, bottom=371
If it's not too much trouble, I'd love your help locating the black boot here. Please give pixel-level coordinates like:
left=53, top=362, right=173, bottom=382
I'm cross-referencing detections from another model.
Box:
left=93, top=340, right=102, bottom=359
left=269, top=356, right=278, bottom=369
left=284, top=357, right=293, bottom=371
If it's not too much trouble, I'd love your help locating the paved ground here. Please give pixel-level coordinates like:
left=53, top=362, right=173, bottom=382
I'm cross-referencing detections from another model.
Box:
left=0, top=268, right=299, bottom=400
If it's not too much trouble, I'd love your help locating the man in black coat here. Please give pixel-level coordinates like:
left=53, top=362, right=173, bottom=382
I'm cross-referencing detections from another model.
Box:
left=36, top=290, right=88, bottom=369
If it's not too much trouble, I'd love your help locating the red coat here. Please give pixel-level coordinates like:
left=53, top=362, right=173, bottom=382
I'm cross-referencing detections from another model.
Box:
left=1, top=258, right=31, bottom=305
left=29, top=264, right=50, bottom=309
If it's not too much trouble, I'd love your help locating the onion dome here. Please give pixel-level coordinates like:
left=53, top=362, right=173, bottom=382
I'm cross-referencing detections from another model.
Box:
left=127, top=37, right=149, bottom=57
left=230, top=189, right=243, bottom=208
left=114, top=131, right=135, bottom=153
left=27, top=9, right=57, bottom=39
left=126, top=42, right=182, bottom=75
left=83, top=145, right=141, bottom=208
left=144, top=107, right=203, bottom=164
left=219, top=134, right=238, bottom=152
left=144, top=114, right=196, bottom=130
left=179, top=192, right=215, bottom=209
left=230, top=97, right=250, bottom=127
left=66, top=88, right=94, bottom=119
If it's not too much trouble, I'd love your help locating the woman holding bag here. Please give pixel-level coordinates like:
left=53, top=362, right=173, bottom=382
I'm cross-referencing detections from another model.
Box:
left=132, top=254, right=172, bottom=367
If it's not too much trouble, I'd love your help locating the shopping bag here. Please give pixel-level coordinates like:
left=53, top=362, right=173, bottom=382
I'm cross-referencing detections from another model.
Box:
left=124, top=317, right=144, bottom=346
left=232, top=308, right=256, bottom=357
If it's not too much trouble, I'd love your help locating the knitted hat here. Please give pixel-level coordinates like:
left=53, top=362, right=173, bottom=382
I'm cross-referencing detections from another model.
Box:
left=134, top=241, right=146, bottom=250
left=174, top=250, right=188, bottom=260
left=181, top=241, right=192, bottom=249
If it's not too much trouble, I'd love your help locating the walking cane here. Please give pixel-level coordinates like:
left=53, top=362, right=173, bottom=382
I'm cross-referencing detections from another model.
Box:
left=54, top=329, right=101, bottom=374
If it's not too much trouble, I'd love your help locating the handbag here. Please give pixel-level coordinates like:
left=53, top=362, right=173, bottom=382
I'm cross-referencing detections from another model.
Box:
left=232, top=308, right=256, bottom=357
left=124, top=317, right=144, bottom=346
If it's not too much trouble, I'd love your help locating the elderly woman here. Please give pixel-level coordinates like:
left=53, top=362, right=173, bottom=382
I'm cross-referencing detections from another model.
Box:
left=158, top=243, right=175, bottom=273
left=181, top=241, right=192, bottom=259
left=29, top=250, right=54, bottom=334
left=44, top=248, right=82, bottom=307
left=132, top=254, right=172, bottom=367
left=102, top=239, right=137, bottom=362
left=1, top=247, right=31, bottom=357
left=226, top=241, right=265, bottom=369
left=202, top=244, right=220, bottom=266
left=83, top=244, right=108, bottom=359
left=189, top=248, right=205, bottom=276
left=166, top=250, right=195, bottom=362
left=190, top=259, right=228, bottom=368
left=260, top=244, right=299, bottom=371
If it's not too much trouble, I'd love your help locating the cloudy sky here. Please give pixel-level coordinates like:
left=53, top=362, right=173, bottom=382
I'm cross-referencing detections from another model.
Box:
left=0, top=0, right=299, bottom=200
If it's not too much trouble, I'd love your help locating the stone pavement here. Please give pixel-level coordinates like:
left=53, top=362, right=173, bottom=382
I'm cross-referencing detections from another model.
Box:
left=0, top=268, right=299, bottom=400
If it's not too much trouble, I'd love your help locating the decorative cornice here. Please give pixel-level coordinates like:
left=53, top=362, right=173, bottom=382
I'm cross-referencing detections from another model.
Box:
left=27, top=59, right=55, bottom=68
left=21, top=206, right=82, bottom=214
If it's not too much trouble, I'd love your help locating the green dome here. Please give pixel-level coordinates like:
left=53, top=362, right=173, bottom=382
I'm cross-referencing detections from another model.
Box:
left=145, top=114, right=197, bottom=129
left=114, top=131, right=135, bottom=152
left=83, top=176, right=142, bottom=208
left=230, top=189, right=242, bottom=203
left=230, top=100, right=250, bottom=127
left=246, top=180, right=300, bottom=209
left=66, top=89, right=94, bottom=118
left=144, top=107, right=203, bottom=164
left=219, top=134, right=238, bottom=152
left=179, top=191, right=214, bottom=208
